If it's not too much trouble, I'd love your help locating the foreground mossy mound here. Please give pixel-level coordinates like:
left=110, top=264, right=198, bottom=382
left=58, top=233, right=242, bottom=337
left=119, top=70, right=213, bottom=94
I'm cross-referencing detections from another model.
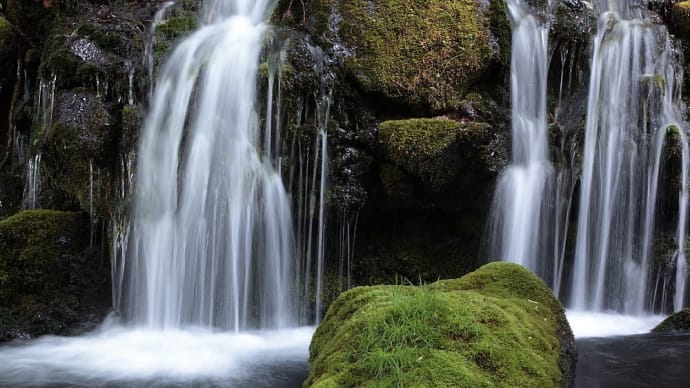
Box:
left=0, top=210, right=109, bottom=340
left=653, top=308, right=690, bottom=332
left=306, top=262, right=576, bottom=387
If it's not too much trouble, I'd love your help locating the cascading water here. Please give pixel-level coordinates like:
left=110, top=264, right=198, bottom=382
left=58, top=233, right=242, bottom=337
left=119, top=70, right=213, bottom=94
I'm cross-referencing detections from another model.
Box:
left=487, top=0, right=554, bottom=277
left=0, top=1, right=314, bottom=385
left=116, top=0, right=298, bottom=331
left=571, top=1, right=689, bottom=314
left=490, top=0, right=689, bottom=334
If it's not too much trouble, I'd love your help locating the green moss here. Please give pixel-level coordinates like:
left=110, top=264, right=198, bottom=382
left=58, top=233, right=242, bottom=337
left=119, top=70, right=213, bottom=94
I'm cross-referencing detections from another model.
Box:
left=378, top=118, right=459, bottom=191
left=42, top=120, right=109, bottom=214
left=0, top=210, right=109, bottom=339
left=39, top=34, right=103, bottom=87
left=152, top=13, right=198, bottom=69
left=307, top=262, right=575, bottom=387
left=671, top=2, right=690, bottom=41
left=0, top=16, right=17, bottom=88
left=653, top=308, right=690, bottom=332
left=121, top=103, right=143, bottom=150
left=0, top=16, right=13, bottom=40
left=76, top=24, right=120, bottom=51
left=156, top=16, right=198, bottom=41
left=0, top=210, right=87, bottom=304
left=309, top=0, right=508, bottom=112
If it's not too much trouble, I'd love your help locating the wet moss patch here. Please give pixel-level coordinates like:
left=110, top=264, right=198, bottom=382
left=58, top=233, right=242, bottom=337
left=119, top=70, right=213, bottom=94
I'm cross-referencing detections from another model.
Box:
left=308, top=0, right=509, bottom=113
left=0, top=210, right=110, bottom=340
left=378, top=118, right=460, bottom=191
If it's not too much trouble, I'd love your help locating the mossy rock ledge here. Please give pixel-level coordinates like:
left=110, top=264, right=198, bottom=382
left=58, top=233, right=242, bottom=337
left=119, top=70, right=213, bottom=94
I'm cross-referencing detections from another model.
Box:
left=306, top=262, right=576, bottom=388
left=308, top=0, right=509, bottom=113
left=0, top=210, right=110, bottom=341
left=653, top=308, right=690, bottom=332
left=671, top=1, right=690, bottom=42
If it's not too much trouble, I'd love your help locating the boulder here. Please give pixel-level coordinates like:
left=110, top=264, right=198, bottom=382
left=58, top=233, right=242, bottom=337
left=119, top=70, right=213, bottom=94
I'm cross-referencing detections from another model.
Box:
left=670, top=1, right=690, bottom=42
left=308, top=0, right=510, bottom=113
left=306, top=262, right=577, bottom=387
left=653, top=308, right=690, bottom=332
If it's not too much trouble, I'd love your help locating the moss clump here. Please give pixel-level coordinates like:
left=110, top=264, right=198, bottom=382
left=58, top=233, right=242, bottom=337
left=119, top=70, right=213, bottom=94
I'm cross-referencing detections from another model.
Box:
left=0, top=210, right=109, bottom=340
left=306, top=262, right=576, bottom=388
left=121, top=103, right=143, bottom=150
left=309, top=0, right=508, bottom=113
left=0, top=210, right=87, bottom=304
left=0, top=16, right=15, bottom=48
left=378, top=118, right=460, bottom=191
left=671, top=2, right=690, bottom=41
left=653, top=308, right=690, bottom=332
left=0, top=16, right=17, bottom=88
left=153, top=12, right=198, bottom=67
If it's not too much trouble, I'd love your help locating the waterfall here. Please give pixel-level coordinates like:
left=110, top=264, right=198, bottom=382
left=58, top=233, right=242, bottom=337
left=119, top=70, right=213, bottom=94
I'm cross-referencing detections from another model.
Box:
left=144, top=1, right=175, bottom=98
left=490, top=0, right=689, bottom=315
left=571, top=2, right=689, bottom=314
left=118, top=0, right=299, bottom=331
left=486, top=0, right=554, bottom=277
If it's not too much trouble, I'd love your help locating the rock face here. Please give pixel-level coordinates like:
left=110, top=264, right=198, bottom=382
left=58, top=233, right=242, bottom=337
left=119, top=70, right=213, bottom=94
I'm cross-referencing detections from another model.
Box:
left=653, top=308, right=690, bottom=332
left=308, top=0, right=510, bottom=114
left=306, top=262, right=576, bottom=387
left=0, top=210, right=110, bottom=341
left=670, top=1, right=690, bottom=41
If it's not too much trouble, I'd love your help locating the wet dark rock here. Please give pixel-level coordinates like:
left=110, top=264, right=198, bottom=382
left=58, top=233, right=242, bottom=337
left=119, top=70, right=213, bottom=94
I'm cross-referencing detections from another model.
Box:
left=653, top=308, right=690, bottom=332
left=0, top=173, right=23, bottom=219
left=0, top=210, right=110, bottom=342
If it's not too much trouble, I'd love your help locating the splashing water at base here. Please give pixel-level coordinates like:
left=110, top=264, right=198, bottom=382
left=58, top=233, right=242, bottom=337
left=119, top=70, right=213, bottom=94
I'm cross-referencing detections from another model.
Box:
left=0, top=326, right=313, bottom=387
left=566, top=310, right=666, bottom=338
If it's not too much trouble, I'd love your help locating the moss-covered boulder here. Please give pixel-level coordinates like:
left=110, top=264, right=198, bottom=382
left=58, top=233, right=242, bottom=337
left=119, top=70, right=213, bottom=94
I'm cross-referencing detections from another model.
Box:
left=306, top=262, right=576, bottom=387
left=670, top=1, right=690, bottom=41
left=377, top=117, right=502, bottom=199
left=653, top=308, right=690, bottom=332
left=0, top=210, right=110, bottom=341
left=0, top=16, right=17, bottom=87
left=308, top=0, right=509, bottom=113
left=378, top=118, right=460, bottom=191
left=38, top=91, right=113, bottom=213
left=151, top=2, right=199, bottom=71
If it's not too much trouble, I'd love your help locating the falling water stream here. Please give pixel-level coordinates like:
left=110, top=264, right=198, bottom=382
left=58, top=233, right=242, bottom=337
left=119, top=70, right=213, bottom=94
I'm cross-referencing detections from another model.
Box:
left=120, top=0, right=296, bottom=331
left=492, top=2, right=690, bottom=384
left=571, top=1, right=689, bottom=315
left=487, top=0, right=554, bottom=274
left=0, top=0, right=313, bottom=385
left=491, top=0, right=689, bottom=333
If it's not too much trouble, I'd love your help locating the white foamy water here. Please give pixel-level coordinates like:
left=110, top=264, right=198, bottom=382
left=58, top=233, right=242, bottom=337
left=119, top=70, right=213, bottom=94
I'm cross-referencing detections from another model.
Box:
left=566, top=311, right=666, bottom=338
left=0, top=326, right=314, bottom=386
